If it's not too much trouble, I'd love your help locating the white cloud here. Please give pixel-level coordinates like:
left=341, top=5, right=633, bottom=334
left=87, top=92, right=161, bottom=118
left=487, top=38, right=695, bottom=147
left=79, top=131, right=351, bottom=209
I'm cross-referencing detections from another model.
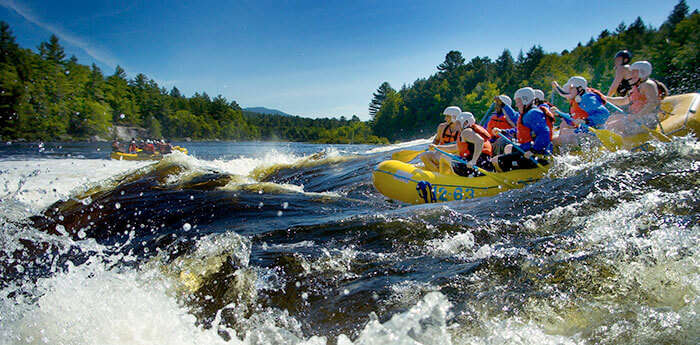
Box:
left=0, top=0, right=121, bottom=69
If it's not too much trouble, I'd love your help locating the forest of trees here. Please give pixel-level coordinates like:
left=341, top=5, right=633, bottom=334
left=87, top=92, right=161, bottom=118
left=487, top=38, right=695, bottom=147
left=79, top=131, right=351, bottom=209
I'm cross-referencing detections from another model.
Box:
left=0, top=1, right=696, bottom=145
left=0, top=23, right=386, bottom=144
left=369, top=1, right=698, bottom=141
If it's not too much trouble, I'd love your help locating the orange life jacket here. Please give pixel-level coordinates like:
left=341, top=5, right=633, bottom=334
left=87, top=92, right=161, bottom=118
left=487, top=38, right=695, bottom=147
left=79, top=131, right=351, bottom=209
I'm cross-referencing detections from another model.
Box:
left=569, top=88, right=606, bottom=120
left=458, top=124, right=492, bottom=158
left=516, top=108, right=553, bottom=144
left=629, top=84, right=648, bottom=114
left=439, top=123, right=460, bottom=145
left=486, top=113, right=514, bottom=137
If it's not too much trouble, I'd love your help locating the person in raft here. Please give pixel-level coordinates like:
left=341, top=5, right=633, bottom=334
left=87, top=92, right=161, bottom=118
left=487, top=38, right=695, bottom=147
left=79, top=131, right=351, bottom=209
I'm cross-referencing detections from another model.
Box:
left=491, top=87, right=552, bottom=172
left=420, top=106, right=461, bottom=171
left=605, top=61, right=667, bottom=136
left=607, top=50, right=635, bottom=97
left=482, top=95, right=518, bottom=155
left=551, top=76, right=610, bottom=147
left=430, top=112, right=494, bottom=176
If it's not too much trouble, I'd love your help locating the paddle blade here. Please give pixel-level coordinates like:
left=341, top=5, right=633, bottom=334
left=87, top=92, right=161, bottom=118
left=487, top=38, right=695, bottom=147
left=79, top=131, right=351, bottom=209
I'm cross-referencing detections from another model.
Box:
left=590, top=128, right=624, bottom=151
left=391, top=149, right=424, bottom=162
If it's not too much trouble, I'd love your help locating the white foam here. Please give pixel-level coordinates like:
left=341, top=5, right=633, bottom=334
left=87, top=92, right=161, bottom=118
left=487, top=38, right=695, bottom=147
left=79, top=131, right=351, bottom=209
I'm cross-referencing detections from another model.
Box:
left=0, top=159, right=149, bottom=211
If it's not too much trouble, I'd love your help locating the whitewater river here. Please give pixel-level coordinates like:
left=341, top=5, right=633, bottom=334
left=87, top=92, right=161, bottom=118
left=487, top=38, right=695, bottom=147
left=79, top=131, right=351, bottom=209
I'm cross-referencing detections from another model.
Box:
left=0, top=139, right=698, bottom=344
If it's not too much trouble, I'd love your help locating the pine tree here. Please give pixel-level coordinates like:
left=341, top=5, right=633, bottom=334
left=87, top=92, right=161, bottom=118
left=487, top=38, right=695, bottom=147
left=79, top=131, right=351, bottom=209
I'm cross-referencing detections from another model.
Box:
left=666, top=0, right=689, bottom=27
left=369, top=82, right=395, bottom=117
left=38, top=34, right=66, bottom=63
left=437, top=50, right=465, bottom=75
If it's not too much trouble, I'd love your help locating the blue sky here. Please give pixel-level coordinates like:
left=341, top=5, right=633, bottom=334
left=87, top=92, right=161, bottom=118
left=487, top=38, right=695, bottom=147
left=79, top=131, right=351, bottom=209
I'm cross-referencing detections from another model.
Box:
left=1, top=0, right=696, bottom=119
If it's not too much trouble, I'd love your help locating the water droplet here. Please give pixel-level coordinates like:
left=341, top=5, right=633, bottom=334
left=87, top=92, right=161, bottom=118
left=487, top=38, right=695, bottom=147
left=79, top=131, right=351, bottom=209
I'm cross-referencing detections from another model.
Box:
left=277, top=210, right=283, bottom=217
left=78, top=229, right=86, bottom=239
left=55, top=224, right=67, bottom=236
left=115, top=202, right=121, bottom=209
left=189, top=195, right=194, bottom=200
left=182, top=223, right=192, bottom=231
left=301, top=292, right=308, bottom=300
left=282, top=202, right=289, bottom=209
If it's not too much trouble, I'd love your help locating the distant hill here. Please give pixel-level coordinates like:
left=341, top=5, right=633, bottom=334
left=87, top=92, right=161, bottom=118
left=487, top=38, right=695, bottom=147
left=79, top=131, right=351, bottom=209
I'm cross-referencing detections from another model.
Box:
left=243, top=107, right=294, bottom=117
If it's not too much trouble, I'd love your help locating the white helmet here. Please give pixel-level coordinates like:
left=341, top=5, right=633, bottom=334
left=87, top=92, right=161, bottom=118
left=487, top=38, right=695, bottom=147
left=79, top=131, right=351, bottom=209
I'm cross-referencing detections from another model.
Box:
left=456, top=112, right=476, bottom=128
left=514, top=87, right=536, bottom=106
left=496, top=95, right=512, bottom=107
left=442, top=106, right=461, bottom=121
left=630, top=61, right=652, bottom=79
left=565, top=76, right=587, bottom=90
left=534, top=89, right=545, bottom=102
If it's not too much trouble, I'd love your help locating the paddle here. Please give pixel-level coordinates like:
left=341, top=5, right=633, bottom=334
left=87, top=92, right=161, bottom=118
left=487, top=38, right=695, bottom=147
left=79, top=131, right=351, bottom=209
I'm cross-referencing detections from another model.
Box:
left=479, top=102, right=495, bottom=127
left=392, top=149, right=426, bottom=162
left=554, top=109, right=624, bottom=151
left=605, top=102, right=671, bottom=142
left=495, top=132, right=549, bottom=173
left=432, top=147, right=520, bottom=189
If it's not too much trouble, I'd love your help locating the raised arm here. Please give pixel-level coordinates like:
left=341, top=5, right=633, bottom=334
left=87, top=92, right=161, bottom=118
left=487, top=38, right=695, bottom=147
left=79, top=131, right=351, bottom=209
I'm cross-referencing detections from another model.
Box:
left=607, top=67, right=624, bottom=97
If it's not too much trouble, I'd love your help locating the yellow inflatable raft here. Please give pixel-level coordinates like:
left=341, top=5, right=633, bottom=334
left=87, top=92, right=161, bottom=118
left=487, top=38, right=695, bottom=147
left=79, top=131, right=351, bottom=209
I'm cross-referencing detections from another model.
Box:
left=620, top=92, right=699, bottom=150
left=372, top=160, right=549, bottom=204
left=110, top=146, right=188, bottom=161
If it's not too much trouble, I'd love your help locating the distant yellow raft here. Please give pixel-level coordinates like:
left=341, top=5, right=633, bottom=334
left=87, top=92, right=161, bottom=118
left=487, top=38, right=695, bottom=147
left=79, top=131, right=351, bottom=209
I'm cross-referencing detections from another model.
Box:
left=110, top=146, right=188, bottom=161
left=372, top=160, right=549, bottom=204
left=621, top=92, right=699, bottom=150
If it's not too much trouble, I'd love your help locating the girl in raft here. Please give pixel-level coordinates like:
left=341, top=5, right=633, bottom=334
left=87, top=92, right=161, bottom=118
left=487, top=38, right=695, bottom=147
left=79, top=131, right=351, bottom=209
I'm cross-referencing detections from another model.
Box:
left=420, top=106, right=461, bottom=171
left=491, top=87, right=552, bottom=172
left=605, top=61, right=667, bottom=136
left=551, top=76, right=610, bottom=147
left=484, top=95, right=518, bottom=155
left=607, top=50, right=635, bottom=97
left=430, top=112, right=494, bottom=176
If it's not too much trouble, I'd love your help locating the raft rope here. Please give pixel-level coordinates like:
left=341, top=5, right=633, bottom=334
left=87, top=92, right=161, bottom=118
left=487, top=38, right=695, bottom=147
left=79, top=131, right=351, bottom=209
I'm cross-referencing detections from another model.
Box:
left=416, top=181, right=436, bottom=203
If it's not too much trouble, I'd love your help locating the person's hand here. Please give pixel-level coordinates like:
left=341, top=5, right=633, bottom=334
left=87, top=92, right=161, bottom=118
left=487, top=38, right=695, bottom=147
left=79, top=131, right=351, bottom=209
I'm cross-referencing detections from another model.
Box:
left=504, top=144, right=513, bottom=154
left=524, top=151, right=533, bottom=159
left=492, top=128, right=501, bottom=135
left=468, top=159, right=478, bottom=168
left=429, top=144, right=436, bottom=150
left=573, top=119, right=584, bottom=126
left=551, top=81, right=560, bottom=89
left=550, top=106, right=559, bottom=114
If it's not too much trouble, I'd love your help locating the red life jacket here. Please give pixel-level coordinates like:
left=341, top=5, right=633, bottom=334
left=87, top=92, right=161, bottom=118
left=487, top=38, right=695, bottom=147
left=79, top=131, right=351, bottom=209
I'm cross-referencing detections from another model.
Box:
left=458, top=124, right=493, bottom=158
left=439, top=123, right=460, bottom=145
left=486, top=113, right=513, bottom=137
left=516, top=108, right=553, bottom=144
left=570, top=87, right=606, bottom=120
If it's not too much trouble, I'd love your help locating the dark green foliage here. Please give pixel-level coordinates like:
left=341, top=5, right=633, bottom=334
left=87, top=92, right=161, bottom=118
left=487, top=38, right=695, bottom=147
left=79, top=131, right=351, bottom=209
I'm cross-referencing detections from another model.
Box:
left=369, top=82, right=394, bottom=117
left=371, top=1, right=699, bottom=142
left=0, top=26, right=386, bottom=144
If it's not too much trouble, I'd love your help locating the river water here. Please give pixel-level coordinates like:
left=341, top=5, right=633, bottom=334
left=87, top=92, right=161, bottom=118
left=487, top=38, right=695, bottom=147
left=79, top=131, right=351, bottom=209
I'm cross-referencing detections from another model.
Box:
left=0, top=139, right=698, bottom=344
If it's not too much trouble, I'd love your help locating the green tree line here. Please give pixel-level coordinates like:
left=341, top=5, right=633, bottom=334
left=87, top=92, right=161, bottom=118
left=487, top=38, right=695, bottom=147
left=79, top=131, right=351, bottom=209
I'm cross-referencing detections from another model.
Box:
left=369, top=0, right=698, bottom=142
left=0, top=23, right=385, bottom=144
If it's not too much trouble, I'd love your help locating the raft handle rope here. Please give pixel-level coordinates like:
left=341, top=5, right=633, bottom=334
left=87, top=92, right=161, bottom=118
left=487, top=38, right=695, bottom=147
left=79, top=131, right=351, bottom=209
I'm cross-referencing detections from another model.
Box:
left=416, top=181, right=436, bottom=203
